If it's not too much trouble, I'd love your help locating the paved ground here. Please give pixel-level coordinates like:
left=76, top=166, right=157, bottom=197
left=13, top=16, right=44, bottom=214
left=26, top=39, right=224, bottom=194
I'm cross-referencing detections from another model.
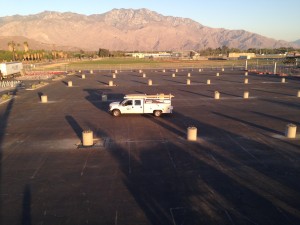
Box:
left=0, top=68, right=300, bottom=225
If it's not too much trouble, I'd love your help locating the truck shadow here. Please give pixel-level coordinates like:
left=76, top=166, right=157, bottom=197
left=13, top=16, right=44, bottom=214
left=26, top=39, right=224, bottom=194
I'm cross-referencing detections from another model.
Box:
left=83, top=88, right=124, bottom=114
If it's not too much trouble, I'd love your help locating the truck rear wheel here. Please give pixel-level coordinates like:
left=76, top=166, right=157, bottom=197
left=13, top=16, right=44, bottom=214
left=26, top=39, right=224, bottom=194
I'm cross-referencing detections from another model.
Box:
left=153, top=110, right=162, bottom=117
left=112, top=109, right=121, bottom=117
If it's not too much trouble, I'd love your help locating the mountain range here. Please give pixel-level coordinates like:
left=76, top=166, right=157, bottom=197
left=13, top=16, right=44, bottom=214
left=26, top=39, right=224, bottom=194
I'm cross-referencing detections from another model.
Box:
left=0, top=8, right=299, bottom=51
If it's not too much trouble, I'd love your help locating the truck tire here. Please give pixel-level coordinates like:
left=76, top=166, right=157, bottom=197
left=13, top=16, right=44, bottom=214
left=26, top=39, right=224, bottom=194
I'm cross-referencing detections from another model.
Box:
left=153, top=110, right=162, bottom=117
left=112, top=109, right=121, bottom=117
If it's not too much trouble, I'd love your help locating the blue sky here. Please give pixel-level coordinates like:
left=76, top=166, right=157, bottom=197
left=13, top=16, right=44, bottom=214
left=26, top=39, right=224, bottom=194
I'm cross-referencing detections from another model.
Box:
left=2, top=0, right=300, bottom=42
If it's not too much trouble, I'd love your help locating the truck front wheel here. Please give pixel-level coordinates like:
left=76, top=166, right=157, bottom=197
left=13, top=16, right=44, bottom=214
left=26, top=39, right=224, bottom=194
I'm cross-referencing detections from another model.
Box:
left=153, top=110, right=162, bottom=117
left=112, top=109, right=121, bottom=117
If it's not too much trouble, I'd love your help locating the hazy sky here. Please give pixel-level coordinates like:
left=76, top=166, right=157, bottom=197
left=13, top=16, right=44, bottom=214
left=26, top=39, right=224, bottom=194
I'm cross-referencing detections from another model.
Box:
left=2, top=0, right=300, bottom=42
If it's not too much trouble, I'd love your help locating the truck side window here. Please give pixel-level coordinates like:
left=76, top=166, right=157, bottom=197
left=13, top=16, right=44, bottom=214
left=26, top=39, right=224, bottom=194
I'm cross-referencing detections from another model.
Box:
left=135, top=100, right=141, bottom=106
left=125, top=100, right=132, bottom=106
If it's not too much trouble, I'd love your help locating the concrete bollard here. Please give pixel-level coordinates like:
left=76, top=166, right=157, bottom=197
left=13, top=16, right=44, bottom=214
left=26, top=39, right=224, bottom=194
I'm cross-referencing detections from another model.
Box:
left=175, top=69, right=178, bottom=73
left=297, top=90, right=300, bottom=97
left=245, top=72, right=248, bottom=76
left=112, top=73, right=116, bottom=79
left=187, top=126, right=197, bottom=141
left=243, top=91, right=249, bottom=99
left=187, top=73, right=191, bottom=77
left=207, top=79, right=211, bottom=85
left=139, top=69, right=143, bottom=73
left=115, top=70, right=118, bottom=74
left=199, top=69, right=202, bottom=72
left=148, top=79, right=152, bottom=86
left=222, top=68, right=224, bottom=72
left=163, top=69, right=166, bottom=73
left=172, top=73, right=176, bottom=78
left=109, top=80, right=114, bottom=86
left=285, top=124, right=297, bottom=138
left=102, top=94, right=107, bottom=102
left=90, top=70, right=93, bottom=74
left=81, top=74, right=85, bottom=79
left=41, top=95, right=48, bottom=103
left=82, top=130, right=93, bottom=146
left=214, top=91, right=220, bottom=99
left=216, top=72, right=220, bottom=77
left=281, top=78, right=286, bottom=83
left=68, top=81, right=72, bottom=87
left=142, top=73, right=146, bottom=78
left=79, top=70, right=81, bottom=73
left=187, top=79, right=191, bottom=85
left=244, top=78, right=248, bottom=84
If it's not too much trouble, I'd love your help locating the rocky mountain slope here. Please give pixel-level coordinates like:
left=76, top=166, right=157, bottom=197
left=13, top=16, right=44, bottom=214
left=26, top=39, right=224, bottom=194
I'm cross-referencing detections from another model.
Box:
left=0, top=8, right=298, bottom=51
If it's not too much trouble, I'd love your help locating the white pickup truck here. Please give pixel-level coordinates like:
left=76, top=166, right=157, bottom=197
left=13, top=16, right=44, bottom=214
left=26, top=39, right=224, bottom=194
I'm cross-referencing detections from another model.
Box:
left=109, top=93, right=174, bottom=117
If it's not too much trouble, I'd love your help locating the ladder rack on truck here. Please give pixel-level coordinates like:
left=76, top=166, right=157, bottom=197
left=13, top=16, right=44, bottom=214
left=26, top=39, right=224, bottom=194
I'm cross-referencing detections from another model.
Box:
left=124, top=93, right=174, bottom=100
left=109, top=93, right=175, bottom=117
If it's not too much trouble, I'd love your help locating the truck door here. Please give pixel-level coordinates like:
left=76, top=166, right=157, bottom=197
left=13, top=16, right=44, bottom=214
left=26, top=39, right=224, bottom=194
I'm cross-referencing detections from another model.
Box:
left=132, top=99, right=143, bottom=113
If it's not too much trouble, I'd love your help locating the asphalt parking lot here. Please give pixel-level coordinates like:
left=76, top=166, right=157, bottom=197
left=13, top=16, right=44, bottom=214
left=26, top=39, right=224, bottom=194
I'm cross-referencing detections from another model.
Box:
left=0, top=68, right=299, bottom=225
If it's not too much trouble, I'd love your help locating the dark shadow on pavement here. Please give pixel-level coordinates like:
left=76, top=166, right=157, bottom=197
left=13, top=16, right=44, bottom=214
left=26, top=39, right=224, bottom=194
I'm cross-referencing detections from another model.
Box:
left=21, top=184, right=32, bottom=225
left=65, top=115, right=83, bottom=139
left=0, top=88, right=18, bottom=224
left=212, top=111, right=282, bottom=135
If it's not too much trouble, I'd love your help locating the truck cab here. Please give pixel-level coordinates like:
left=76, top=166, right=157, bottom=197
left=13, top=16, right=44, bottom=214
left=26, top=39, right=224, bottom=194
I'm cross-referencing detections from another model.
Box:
left=109, top=93, right=174, bottom=117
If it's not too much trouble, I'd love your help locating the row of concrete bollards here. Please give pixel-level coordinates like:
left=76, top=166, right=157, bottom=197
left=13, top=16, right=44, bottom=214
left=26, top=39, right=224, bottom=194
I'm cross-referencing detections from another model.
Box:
left=187, top=124, right=298, bottom=141
left=81, top=124, right=298, bottom=146
left=214, top=91, right=249, bottom=99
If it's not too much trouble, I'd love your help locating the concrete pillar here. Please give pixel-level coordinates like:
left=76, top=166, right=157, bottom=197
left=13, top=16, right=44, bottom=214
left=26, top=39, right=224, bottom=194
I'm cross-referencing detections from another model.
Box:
left=281, top=78, right=286, bottom=83
left=112, top=73, right=116, bottom=79
left=216, top=72, right=220, bottom=77
left=285, top=124, right=297, bottom=138
left=172, top=73, right=176, bottom=78
left=68, top=81, right=72, bottom=87
left=109, top=80, right=114, bottom=86
left=245, top=60, right=248, bottom=70
left=82, top=130, right=93, bottom=146
left=187, top=126, right=197, bottom=141
left=244, top=78, right=248, bottom=84
left=214, top=91, right=220, bottom=99
left=81, top=74, right=85, bottom=79
left=142, top=73, right=146, bottom=78
left=187, top=73, right=191, bottom=77
left=187, top=79, right=191, bottom=85
left=297, top=90, right=300, bottom=97
left=90, top=70, right=93, bottom=74
left=243, top=91, right=249, bottom=99
left=274, top=62, right=277, bottom=74
left=245, top=72, right=248, bottom=76
left=148, top=79, right=152, bottom=86
left=207, top=79, right=211, bottom=85
left=41, top=95, right=48, bottom=103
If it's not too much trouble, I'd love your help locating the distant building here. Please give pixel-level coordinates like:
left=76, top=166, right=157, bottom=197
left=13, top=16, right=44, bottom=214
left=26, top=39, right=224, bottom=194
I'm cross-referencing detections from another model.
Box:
left=127, top=52, right=172, bottom=59
left=228, top=53, right=256, bottom=60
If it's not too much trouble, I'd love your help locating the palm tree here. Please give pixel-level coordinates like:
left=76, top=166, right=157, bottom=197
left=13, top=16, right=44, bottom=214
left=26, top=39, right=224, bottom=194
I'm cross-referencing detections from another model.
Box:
left=8, top=41, right=16, bottom=60
left=23, top=42, right=29, bottom=52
